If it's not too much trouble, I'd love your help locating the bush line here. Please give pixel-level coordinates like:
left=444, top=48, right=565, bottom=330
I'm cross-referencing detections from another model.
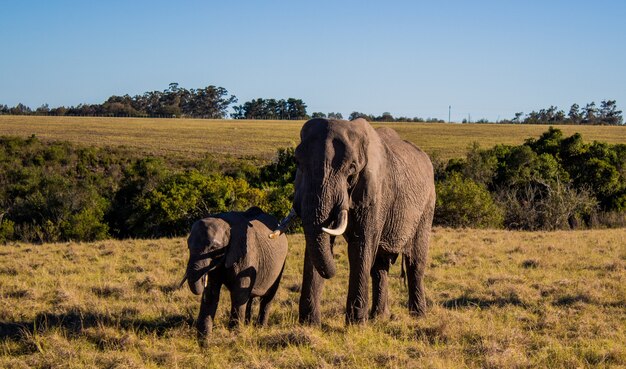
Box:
left=1, top=127, right=625, bottom=243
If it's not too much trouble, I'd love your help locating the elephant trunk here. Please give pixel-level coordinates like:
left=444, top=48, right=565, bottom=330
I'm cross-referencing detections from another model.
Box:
left=297, top=175, right=349, bottom=280
left=304, top=230, right=336, bottom=279
left=186, top=254, right=211, bottom=295
left=187, top=273, right=206, bottom=295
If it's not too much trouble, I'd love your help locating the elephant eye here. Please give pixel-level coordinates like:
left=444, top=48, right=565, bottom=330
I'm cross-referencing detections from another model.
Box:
left=347, top=163, right=359, bottom=186
left=347, top=163, right=357, bottom=175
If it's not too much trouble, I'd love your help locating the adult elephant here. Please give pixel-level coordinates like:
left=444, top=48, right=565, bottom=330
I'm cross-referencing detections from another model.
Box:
left=272, top=118, right=435, bottom=324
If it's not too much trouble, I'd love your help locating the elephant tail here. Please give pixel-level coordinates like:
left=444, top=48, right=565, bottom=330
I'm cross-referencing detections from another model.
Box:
left=400, top=255, right=407, bottom=288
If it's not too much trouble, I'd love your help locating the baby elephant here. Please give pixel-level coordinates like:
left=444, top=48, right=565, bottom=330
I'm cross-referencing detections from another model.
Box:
left=181, top=207, right=288, bottom=341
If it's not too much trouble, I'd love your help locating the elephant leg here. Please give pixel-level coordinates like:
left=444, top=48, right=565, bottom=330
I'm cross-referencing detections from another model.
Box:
left=370, top=254, right=392, bottom=319
left=197, top=280, right=221, bottom=342
left=258, top=263, right=284, bottom=326
left=406, top=256, right=427, bottom=316
left=407, top=210, right=433, bottom=316
left=245, top=298, right=253, bottom=324
left=346, top=242, right=374, bottom=324
left=229, top=294, right=249, bottom=329
left=299, top=248, right=325, bottom=325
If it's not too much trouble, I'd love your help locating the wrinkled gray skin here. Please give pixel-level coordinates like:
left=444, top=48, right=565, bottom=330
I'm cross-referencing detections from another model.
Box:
left=185, top=207, right=288, bottom=341
left=293, top=118, right=435, bottom=324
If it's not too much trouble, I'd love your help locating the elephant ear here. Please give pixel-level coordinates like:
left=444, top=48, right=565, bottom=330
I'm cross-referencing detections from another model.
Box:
left=223, top=223, right=250, bottom=269
left=219, top=212, right=250, bottom=269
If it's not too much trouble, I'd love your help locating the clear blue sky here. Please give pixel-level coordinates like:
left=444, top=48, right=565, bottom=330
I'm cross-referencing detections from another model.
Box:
left=1, top=0, right=625, bottom=121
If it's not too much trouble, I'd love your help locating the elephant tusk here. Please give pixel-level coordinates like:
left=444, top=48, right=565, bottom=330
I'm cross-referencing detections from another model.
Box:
left=178, top=272, right=188, bottom=289
left=322, top=209, right=348, bottom=236
left=268, top=230, right=281, bottom=239
left=269, top=208, right=297, bottom=239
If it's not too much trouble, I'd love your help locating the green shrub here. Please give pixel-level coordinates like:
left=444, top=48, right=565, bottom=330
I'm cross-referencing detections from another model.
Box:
left=59, top=194, right=110, bottom=241
left=259, top=147, right=297, bottom=187
left=434, top=173, right=504, bottom=228
left=0, top=136, right=123, bottom=242
left=0, top=217, right=15, bottom=243
left=435, top=127, right=626, bottom=230
left=114, top=169, right=271, bottom=238
left=107, top=158, right=169, bottom=237
left=493, top=145, right=570, bottom=188
left=264, top=184, right=294, bottom=219
left=462, top=142, right=498, bottom=186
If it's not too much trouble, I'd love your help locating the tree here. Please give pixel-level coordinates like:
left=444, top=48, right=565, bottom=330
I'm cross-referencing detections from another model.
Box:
left=286, top=98, right=307, bottom=120
left=599, top=100, right=623, bottom=125
left=9, top=103, right=32, bottom=115
left=568, top=103, right=582, bottom=124
left=186, top=86, right=237, bottom=119
left=35, top=104, right=50, bottom=115
left=379, top=112, right=394, bottom=122
left=311, top=112, right=327, bottom=118
left=232, top=98, right=308, bottom=120
left=583, top=102, right=597, bottom=125
left=349, top=111, right=368, bottom=120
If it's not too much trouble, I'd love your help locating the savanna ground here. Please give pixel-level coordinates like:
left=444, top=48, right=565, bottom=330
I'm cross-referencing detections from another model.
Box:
left=1, top=229, right=625, bottom=368
left=1, top=115, right=625, bottom=161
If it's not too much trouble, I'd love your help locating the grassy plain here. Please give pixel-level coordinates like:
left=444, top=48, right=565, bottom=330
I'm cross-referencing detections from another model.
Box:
left=1, top=115, right=625, bottom=161
left=1, top=229, right=625, bottom=368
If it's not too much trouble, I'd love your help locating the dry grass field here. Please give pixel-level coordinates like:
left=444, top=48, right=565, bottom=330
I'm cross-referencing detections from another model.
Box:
left=1, top=115, right=625, bottom=161
left=1, top=229, right=625, bottom=368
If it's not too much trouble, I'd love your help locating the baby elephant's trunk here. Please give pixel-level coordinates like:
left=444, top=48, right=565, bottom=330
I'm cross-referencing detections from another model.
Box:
left=186, top=254, right=211, bottom=295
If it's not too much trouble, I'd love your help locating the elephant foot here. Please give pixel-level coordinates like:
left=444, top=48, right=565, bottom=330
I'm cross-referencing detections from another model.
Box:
left=299, top=315, right=322, bottom=326
left=345, top=310, right=368, bottom=325
left=256, top=316, right=269, bottom=327
left=345, top=316, right=367, bottom=325
left=196, top=321, right=211, bottom=338
left=196, top=327, right=211, bottom=347
left=369, top=307, right=390, bottom=321
left=408, top=298, right=427, bottom=317
left=346, top=300, right=368, bottom=325
left=409, top=305, right=427, bottom=317
left=197, top=334, right=209, bottom=348
left=299, top=302, right=322, bottom=325
left=299, top=310, right=321, bottom=325
left=228, top=319, right=240, bottom=330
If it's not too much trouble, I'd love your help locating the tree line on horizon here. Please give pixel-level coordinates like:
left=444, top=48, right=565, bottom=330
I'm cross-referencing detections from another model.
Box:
left=231, top=98, right=308, bottom=120
left=345, top=111, right=446, bottom=123
left=0, top=83, right=623, bottom=125
left=499, top=100, right=623, bottom=125
left=0, top=83, right=238, bottom=119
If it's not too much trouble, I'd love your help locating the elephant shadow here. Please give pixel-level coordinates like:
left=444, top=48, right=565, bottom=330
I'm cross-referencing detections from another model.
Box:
left=0, top=309, right=195, bottom=341
left=441, top=294, right=524, bottom=309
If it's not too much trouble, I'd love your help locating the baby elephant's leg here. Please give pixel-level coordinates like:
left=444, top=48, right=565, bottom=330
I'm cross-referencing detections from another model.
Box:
left=258, top=264, right=285, bottom=326
left=197, top=280, right=221, bottom=342
left=229, top=285, right=251, bottom=329
left=245, top=298, right=253, bottom=324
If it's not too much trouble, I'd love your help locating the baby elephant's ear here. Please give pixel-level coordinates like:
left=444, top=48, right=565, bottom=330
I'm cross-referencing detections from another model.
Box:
left=224, top=223, right=250, bottom=268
